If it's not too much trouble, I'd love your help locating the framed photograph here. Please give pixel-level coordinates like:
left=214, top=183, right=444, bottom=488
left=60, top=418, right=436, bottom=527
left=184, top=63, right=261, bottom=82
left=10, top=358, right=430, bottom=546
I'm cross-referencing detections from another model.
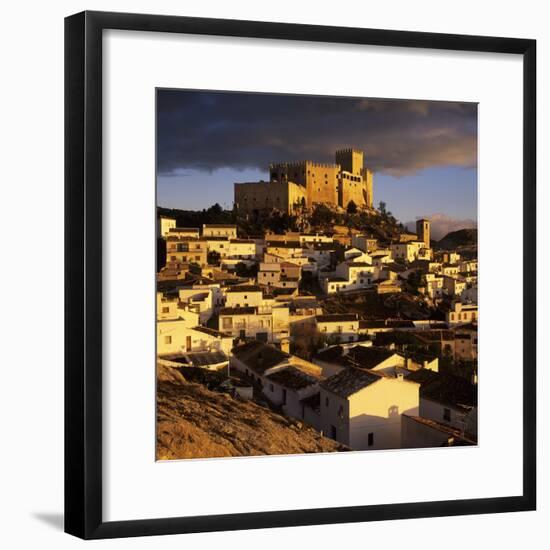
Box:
left=65, top=10, right=536, bottom=539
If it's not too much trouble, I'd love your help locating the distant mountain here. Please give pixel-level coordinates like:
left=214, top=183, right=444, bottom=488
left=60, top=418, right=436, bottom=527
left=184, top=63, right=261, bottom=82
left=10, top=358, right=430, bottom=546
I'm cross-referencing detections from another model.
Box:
left=436, top=228, right=478, bottom=250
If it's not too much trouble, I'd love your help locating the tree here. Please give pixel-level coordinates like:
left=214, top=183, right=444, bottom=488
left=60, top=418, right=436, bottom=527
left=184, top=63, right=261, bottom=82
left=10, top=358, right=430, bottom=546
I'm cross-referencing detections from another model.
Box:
left=208, top=203, right=223, bottom=217
left=378, top=201, right=387, bottom=214
left=207, top=250, right=221, bottom=265
left=311, top=204, right=333, bottom=227
left=291, top=325, right=328, bottom=360
left=235, top=262, right=258, bottom=278
left=346, top=200, right=357, bottom=214
left=407, top=270, right=424, bottom=295
left=189, top=262, right=202, bottom=275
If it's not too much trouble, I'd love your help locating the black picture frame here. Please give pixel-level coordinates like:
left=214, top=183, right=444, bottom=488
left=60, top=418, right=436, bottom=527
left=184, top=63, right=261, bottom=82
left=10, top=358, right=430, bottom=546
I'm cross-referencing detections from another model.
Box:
left=65, top=10, right=537, bottom=540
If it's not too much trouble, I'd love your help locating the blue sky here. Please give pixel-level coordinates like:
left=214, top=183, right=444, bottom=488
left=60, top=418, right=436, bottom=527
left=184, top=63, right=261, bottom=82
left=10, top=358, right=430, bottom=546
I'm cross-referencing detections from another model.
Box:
left=157, top=90, right=478, bottom=239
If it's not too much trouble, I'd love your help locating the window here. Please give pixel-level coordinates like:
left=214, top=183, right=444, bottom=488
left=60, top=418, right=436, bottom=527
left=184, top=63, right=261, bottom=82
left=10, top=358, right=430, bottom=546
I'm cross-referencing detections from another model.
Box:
left=325, top=397, right=329, bottom=408
left=443, top=408, right=451, bottom=422
left=282, top=389, right=287, bottom=405
left=330, top=425, right=337, bottom=439
left=161, top=306, right=169, bottom=314
left=164, top=336, right=172, bottom=345
left=269, top=383, right=274, bottom=392
left=338, top=405, right=344, bottom=418
left=368, top=432, right=374, bottom=446
left=222, top=318, right=233, bottom=329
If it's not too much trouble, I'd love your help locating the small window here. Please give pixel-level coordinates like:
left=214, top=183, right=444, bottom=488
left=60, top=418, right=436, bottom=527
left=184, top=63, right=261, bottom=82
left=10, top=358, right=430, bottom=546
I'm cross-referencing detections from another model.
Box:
left=368, top=432, right=374, bottom=446
left=338, top=405, right=344, bottom=418
left=443, top=408, right=451, bottom=422
left=330, top=425, right=337, bottom=439
left=161, top=306, right=170, bottom=314
left=325, top=397, right=329, bottom=407
left=269, top=383, right=274, bottom=392
left=164, top=336, right=172, bottom=345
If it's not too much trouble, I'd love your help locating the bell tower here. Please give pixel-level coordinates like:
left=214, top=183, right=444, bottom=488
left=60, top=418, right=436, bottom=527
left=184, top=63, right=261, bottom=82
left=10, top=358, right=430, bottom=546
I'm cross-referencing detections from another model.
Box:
left=416, top=218, right=431, bottom=248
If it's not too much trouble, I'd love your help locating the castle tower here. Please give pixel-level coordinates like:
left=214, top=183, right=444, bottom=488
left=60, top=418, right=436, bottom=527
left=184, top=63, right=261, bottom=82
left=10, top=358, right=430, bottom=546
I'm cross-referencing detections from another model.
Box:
left=416, top=218, right=431, bottom=248
left=335, top=148, right=364, bottom=176
left=362, top=167, right=374, bottom=208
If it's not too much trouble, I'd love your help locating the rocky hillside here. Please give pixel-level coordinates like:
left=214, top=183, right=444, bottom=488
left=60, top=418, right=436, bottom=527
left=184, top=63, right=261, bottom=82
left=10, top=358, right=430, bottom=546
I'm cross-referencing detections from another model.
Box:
left=156, top=365, right=345, bottom=460
left=436, top=228, right=477, bottom=250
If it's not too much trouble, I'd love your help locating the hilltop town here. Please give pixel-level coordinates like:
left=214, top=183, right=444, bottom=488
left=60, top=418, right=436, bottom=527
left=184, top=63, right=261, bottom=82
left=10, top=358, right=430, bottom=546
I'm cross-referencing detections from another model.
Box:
left=156, top=149, right=478, bottom=459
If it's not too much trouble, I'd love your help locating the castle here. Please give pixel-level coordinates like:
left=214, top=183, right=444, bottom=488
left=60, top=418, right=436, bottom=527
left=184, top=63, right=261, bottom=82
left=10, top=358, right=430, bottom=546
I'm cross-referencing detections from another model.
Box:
left=234, top=148, right=374, bottom=215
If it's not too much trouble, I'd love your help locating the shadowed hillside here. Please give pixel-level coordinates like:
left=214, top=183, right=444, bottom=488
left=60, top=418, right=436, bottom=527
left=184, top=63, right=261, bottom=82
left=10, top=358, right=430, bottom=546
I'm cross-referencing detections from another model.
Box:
left=436, top=228, right=477, bottom=250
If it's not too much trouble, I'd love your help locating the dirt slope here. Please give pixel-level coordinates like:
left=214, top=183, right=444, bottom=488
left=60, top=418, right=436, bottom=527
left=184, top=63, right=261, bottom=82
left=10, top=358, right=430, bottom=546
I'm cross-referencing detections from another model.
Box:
left=156, top=365, right=345, bottom=460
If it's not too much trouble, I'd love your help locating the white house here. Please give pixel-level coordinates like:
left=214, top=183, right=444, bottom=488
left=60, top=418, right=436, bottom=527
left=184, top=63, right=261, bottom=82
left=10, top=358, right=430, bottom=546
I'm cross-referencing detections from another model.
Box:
left=228, top=239, right=257, bottom=260
left=224, top=285, right=264, bottom=308
left=344, top=247, right=372, bottom=263
left=446, top=301, right=478, bottom=325
left=202, top=224, right=238, bottom=239
left=302, top=242, right=335, bottom=269
left=263, top=366, right=320, bottom=420
left=158, top=216, right=176, bottom=238
left=406, top=370, right=477, bottom=439
left=157, top=321, right=232, bottom=356
left=219, top=305, right=290, bottom=343
left=319, top=368, right=420, bottom=450
left=424, top=273, right=444, bottom=299
left=390, top=241, right=425, bottom=263
left=401, top=414, right=477, bottom=448
left=351, top=234, right=378, bottom=253
left=230, top=340, right=321, bottom=387
left=315, top=314, right=360, bottom=344
left=168, top=227, right=200, bottom=239
left=299, top=233, right=334, bottom=245
left=258, top=262, right=282, bottom=287
left=321, top=261, right=376, bottom=294
left=178, top=288, right=214, bottom=324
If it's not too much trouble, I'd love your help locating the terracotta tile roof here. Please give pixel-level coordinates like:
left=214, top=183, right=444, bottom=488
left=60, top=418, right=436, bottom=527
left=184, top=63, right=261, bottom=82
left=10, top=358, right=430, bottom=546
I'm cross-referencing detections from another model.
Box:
left=225, top=285, right=262, bottom=293
left=320, top=368, right=382, bottom=398
left=232, top=341, right=288, bottom=374
left=266, top=367, right=318, bottom=390
left=316, top=314, right=358, bottom=323
left=406, top=370, right=477, bottom=410
left=219, top=306, right=256, bottom=316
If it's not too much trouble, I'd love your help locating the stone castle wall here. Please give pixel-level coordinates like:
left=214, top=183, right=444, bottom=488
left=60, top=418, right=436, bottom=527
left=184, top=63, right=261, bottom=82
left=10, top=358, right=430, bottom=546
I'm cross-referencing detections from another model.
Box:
left=235, top=149, right=374, bottom=213
left=234, top=180, right=306, bottom=214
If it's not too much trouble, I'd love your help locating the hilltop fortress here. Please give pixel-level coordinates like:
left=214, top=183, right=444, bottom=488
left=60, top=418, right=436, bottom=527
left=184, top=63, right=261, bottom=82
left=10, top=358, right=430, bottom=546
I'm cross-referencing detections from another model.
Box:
left=234, top=148, right=374, bottom=215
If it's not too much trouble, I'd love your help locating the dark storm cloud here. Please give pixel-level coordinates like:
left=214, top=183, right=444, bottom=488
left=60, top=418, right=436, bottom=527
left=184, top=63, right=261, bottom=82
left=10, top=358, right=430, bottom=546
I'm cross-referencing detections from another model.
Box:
left=157, top=90, right=477, bottom=177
